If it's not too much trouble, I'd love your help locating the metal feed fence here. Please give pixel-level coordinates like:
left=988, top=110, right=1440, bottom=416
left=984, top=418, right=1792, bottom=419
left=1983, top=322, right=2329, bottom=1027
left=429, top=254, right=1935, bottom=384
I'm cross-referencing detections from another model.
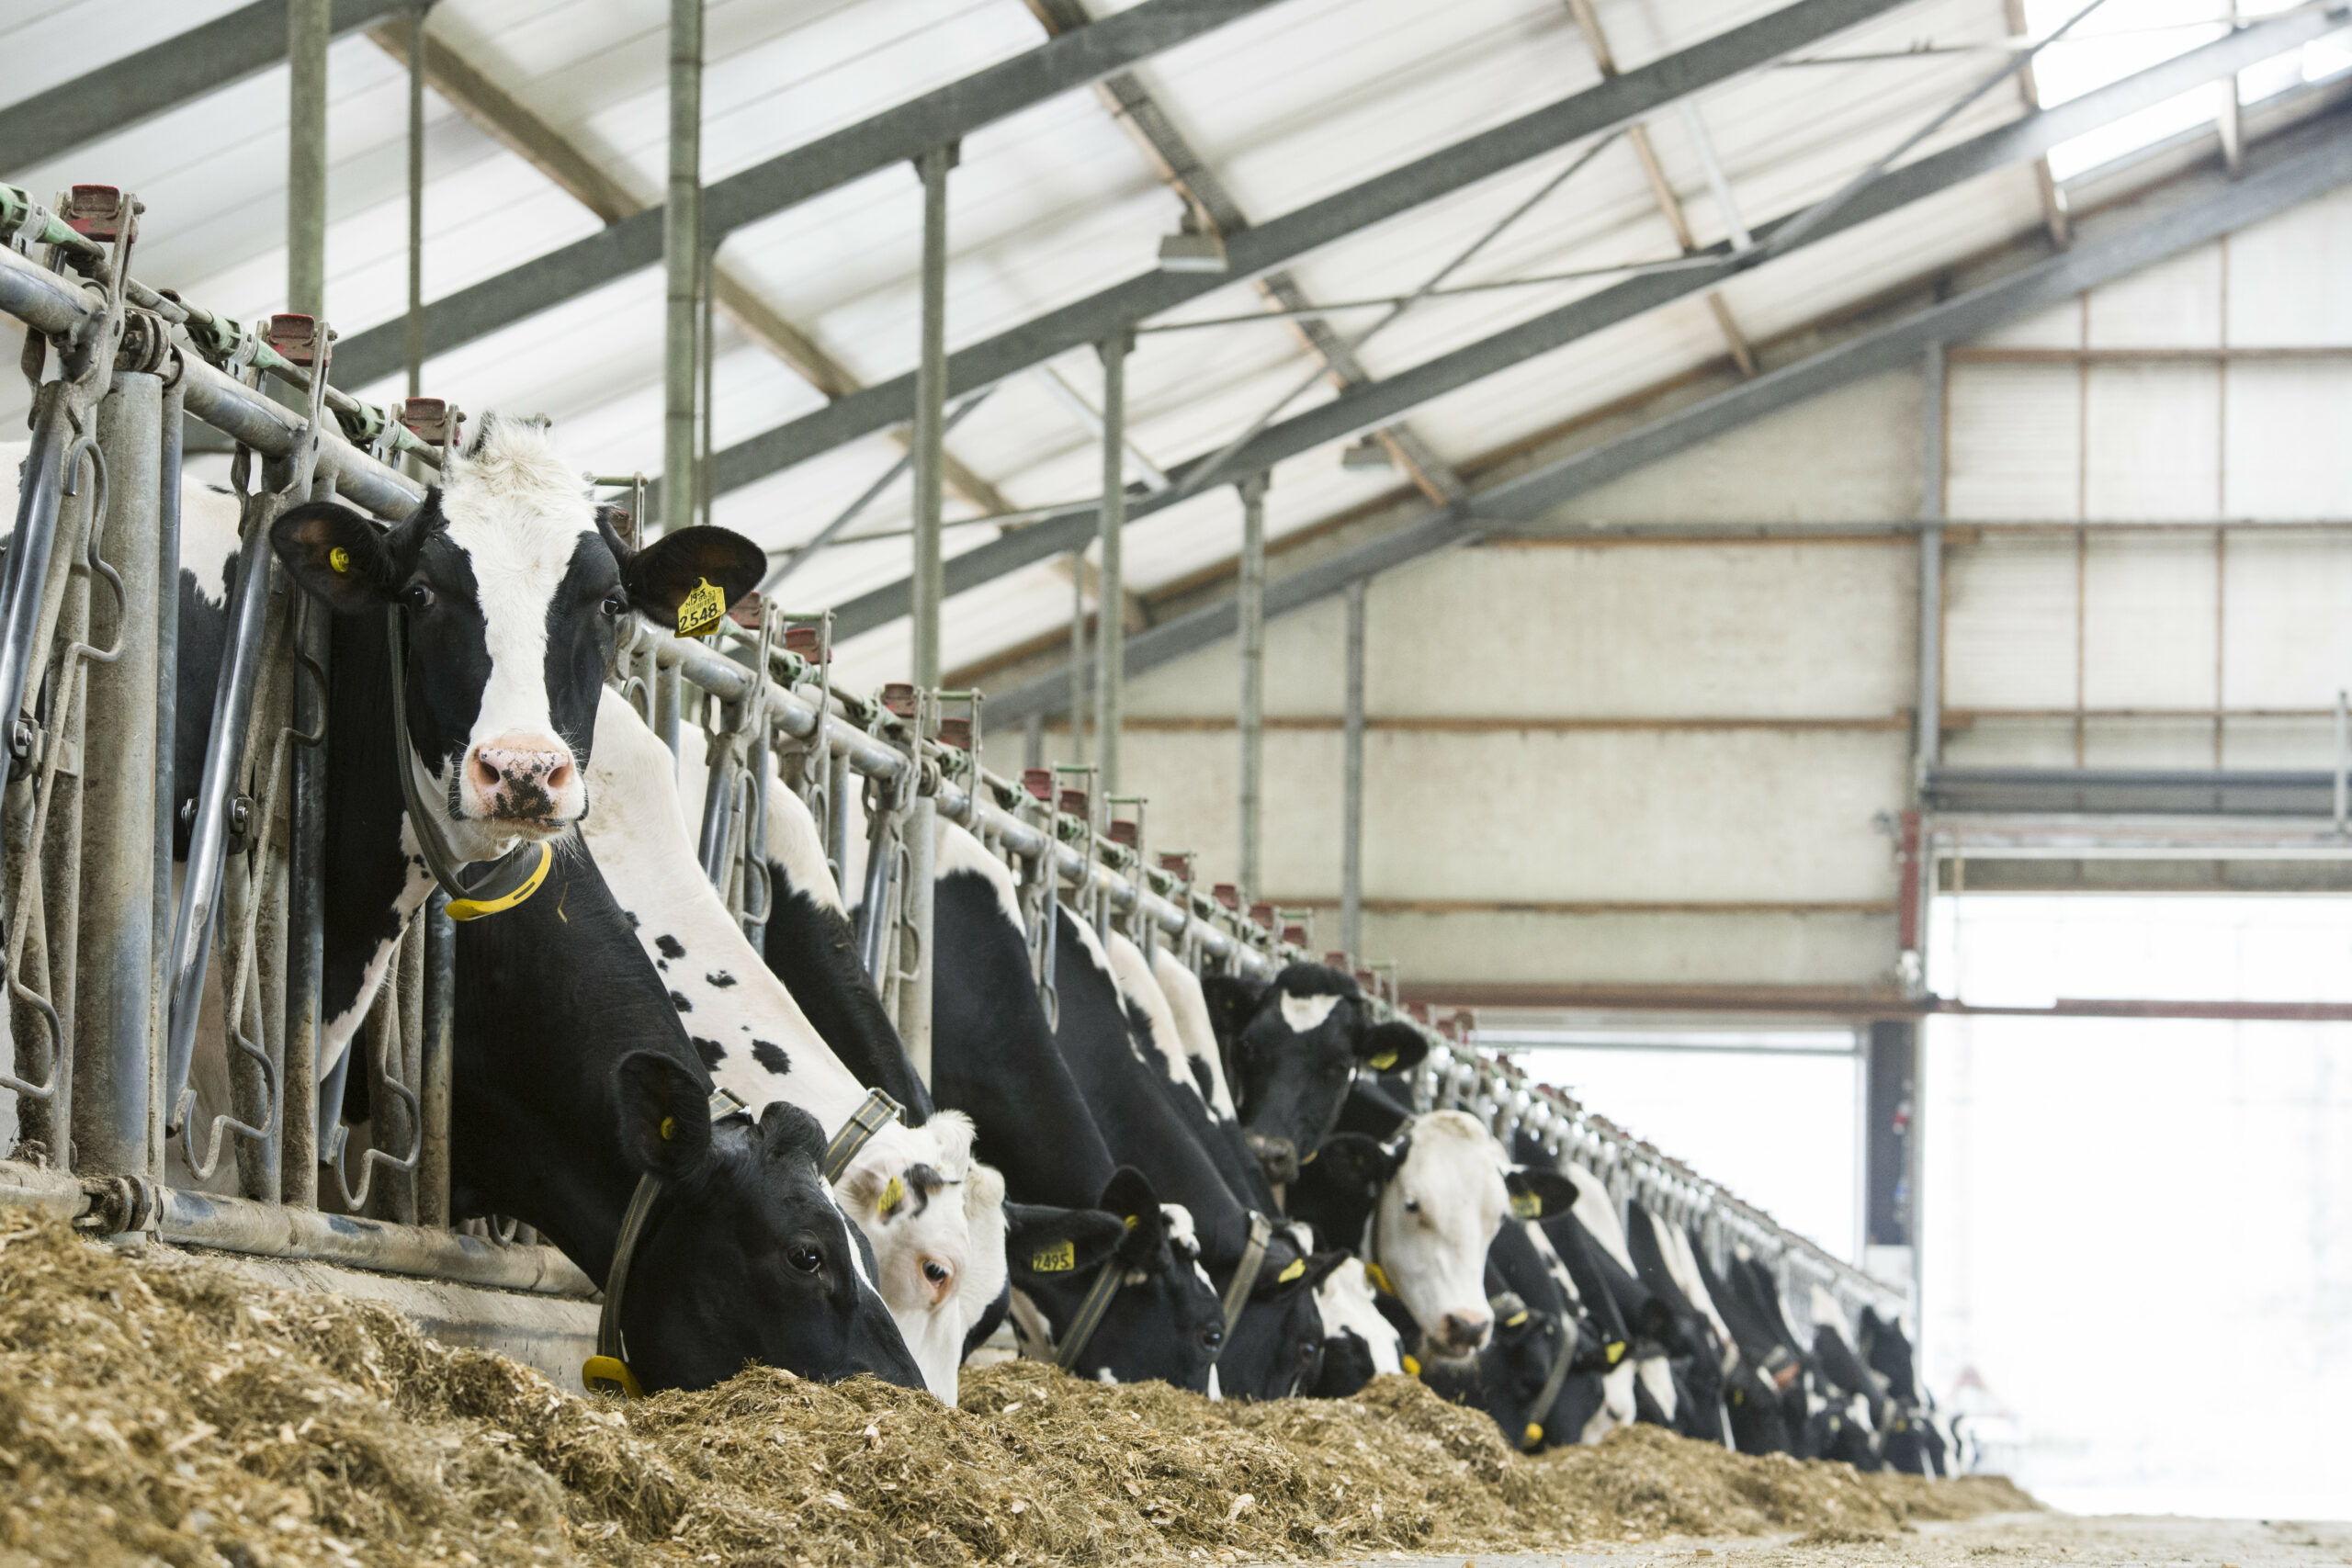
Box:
left=0, top=183, right=1900, bottom=1329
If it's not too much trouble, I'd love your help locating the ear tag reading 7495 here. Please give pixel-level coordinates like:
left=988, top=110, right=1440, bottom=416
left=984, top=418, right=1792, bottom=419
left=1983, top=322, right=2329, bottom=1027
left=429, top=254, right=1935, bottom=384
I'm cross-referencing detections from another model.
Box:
left=1031, top=1239, right=1076, bottom=1273
left=677, top=578, right=727, bottom=638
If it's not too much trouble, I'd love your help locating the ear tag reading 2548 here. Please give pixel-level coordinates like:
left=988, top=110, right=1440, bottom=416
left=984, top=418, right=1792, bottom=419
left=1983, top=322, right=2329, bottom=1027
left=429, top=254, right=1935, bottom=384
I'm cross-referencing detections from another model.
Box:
left=677, top=578, right=727, bottom=638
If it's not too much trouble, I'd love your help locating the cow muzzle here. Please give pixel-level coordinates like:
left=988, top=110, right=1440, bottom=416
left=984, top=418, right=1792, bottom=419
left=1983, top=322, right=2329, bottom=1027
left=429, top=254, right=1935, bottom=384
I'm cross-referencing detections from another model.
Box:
left=465, top=733, right=582, bottom=824
left=1245, top=1132, right=1299, bottom=1186
left=1430, top=1310, right=1493, bottom=1357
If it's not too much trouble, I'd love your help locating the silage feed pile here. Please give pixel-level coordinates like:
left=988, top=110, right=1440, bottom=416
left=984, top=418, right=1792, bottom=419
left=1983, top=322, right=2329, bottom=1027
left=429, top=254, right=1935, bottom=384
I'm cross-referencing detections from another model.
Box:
left=0, top=1214, right=2033, bottom=1568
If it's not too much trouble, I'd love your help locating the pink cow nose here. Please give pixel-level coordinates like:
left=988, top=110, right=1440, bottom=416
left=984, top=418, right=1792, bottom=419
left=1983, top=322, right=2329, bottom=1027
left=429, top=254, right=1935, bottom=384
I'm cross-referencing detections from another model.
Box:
left=1438, top=1312, right=1493, bottom=1353
left=469, top=744, right=575, bottom=819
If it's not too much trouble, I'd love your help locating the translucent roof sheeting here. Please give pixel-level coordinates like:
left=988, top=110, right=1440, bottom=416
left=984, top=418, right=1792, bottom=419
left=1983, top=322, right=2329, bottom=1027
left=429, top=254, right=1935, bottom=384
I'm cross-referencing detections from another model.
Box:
left=6, top=0, right=2348, bottom=693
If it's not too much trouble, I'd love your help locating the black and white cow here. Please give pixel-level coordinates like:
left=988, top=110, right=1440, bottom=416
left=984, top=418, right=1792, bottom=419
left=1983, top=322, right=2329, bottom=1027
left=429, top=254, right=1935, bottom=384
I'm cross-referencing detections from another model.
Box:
left=267, top=415, right=767, bottom=1123
left=581, top=689, right=1007, bottom=1402
left=448, top=820, right=922, bottom=1392
left=928, top=822, right=1227, bottom=1389
left=1202, top=964, right=1428, bottom=1190
left=1287, top=1109, right=1575, bottom=1360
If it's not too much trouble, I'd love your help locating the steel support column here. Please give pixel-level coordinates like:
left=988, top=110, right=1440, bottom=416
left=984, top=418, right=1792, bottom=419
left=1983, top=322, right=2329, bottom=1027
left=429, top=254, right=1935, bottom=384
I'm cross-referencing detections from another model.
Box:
left=663, top=0, right=703, bottom=535
left=1237, top=472, right=1267, bottom=901
left=1862, top=1020, right=1918, bottom=1304
left=404, top=1, right=428, bottom=398
left=1917, top=341, right=1945, bottom=775
left=73, top=372, right=164, bottom=1185
left=1340, top=577, right=1366, bottom=959
left=288, top=0, right=330, bottom=317
left=1095, top=329, right=1131, bottom=795
left=910, top=142, right=956, bottom=687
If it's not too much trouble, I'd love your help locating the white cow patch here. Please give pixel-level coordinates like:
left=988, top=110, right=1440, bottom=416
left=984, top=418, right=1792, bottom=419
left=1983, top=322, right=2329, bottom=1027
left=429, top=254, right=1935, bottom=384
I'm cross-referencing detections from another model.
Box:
left=1151, top=948, right=1238, bottom=1121
left=1637, top=1353, right=1679, bottom=1424
left=586, top=690, right=1005, bottom=1404
left=182, top=483, right=244, bottom=608
left=1591, top=1361, right=1637, bottom=1441
left=1658, top=1217, right=1735, bottom=1350
left=1105, top=931, right=1193, bottom=1089
left=674, top=727, right=846, bottom=917
left=1567, top=1162, right=1639, bottom=1276
left=1278, top=992, right=1341, bottom=1032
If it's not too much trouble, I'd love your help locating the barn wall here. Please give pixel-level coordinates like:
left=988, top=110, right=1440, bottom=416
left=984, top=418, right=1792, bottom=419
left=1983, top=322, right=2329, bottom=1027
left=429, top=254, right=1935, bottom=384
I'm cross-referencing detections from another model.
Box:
left=992, top=186, right=2352, bottom=1006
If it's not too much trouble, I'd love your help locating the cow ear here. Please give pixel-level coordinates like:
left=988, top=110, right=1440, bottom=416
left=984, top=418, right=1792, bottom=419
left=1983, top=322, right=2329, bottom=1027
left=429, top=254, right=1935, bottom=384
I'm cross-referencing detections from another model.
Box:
left=1355, top=1021, right=1427, bottom=1074
left=1096, top=1167, right=1176, bottom=1272
left=1505, top=1168, right=1579, bottom=1222
left=1197, top=974, right=1268, bottom=1045
left=621, top=525, right=767, bottom=633
left=1316, top=1132, right=1400, bottom=1193
left=754, top=1098, right=827, bottom=1168
left=1003, top=1202, right=1125, bottom=1285
left=613, top=1050, right=714, bottom=1181
left=272, top=500, right=404, bottom=614
left=1256, top=1243, right=1350, bottom=1302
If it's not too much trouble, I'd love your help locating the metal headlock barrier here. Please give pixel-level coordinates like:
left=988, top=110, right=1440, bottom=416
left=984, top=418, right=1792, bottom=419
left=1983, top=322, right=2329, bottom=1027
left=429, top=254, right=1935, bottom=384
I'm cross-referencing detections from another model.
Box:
left=0, top=183, right=1900, bottom=1330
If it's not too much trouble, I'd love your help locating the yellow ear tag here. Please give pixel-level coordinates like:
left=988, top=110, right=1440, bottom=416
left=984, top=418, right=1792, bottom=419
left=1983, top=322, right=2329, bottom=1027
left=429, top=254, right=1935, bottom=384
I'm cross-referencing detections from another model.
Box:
left=1605, top=1340, right=1627, bottom=1365
left=1277, top=1258, right=1306, bottom=1284
left=1123, top=1213, right=1139, bottom=1230
left=1522, top=1422, right=1544, bottom=1447
left=1363, top=1261, right=1396, bottom=1297
left=878, top=1175, right=906, bottom=1216
left=1732, top=1388, right=1745, bottom=1405
left=1510, top=1191, right=1543, bottom=1220
left=1368, top=1050, right=1397, bottom=1071
left=327, top=546, right=352, bottom=575
left=1505, top=1310, right=1529, bottom=1327
left=677, top=577, right=727, bottom=638
left=1400, top=1353, right=1421, bottom=1377
left=1031, top=1239, right=1076, bottom=1273
left=659, top=1115, right=677, bottom=1141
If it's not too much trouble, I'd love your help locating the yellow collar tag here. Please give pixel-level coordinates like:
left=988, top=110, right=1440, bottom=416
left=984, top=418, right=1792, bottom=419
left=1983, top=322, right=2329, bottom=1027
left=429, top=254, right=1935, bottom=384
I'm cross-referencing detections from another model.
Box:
left=1399, top=1352, right=1420, bottom=1377
left=445, top=840, right=554, bottom=922
left=1031, top=1239, right=1076, bottom=1273
left=582, top=1354, right=645, bottom=1399
left=1276, top=1257, right=1306, bottom=1284
left=1522, top=1422, right=1544, bottom=1447
left=1605, top=1340, right=1627, bottom=1365
left=677, top=578, right=727, bottom=638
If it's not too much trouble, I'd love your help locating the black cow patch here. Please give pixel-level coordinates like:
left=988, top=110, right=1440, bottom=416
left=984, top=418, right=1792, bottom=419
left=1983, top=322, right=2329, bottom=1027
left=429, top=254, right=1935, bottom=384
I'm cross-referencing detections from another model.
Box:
left=656, top=933, right=685, bottom=959
left=752, top=1040, right=790, bottom=1076
left=691, top=1036, right=725, bottom=1069
left=670, top=991, right=693, bottom=1013
left=623, top=909, right=639, bottom=930
left=707, top=970, right=736, bottom=988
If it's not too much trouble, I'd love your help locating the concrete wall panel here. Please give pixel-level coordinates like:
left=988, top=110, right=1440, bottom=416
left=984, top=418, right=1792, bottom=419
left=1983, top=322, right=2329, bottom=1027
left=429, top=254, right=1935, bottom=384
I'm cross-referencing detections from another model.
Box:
left=1944, top=536, right=2079, bottom=708
left=2082, top=530, right=2219, bottom=707
left=1948, top=363, right=2079, bottom=520
left=2084, top=365, right=2221, bottom=520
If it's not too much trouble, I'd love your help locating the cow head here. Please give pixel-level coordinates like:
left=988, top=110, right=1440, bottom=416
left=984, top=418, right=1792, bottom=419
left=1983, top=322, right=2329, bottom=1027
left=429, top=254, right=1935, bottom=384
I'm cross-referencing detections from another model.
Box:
left=1312, top=1111, right=1577, bottom=1359
left=1305, top=1255, right=1403, bottom=1397
left=831, top=1112, right=1008, bottom=1404
left=273, top=416, right=764, bottom=863
left=1204, top=965, right=1427, bottom=1189
left=1219, top=1228, right=1351, bottom=1401
left=605, top=1052, right=925, bottom=1393
left=1002, top=1169, right=1225, bottom=1391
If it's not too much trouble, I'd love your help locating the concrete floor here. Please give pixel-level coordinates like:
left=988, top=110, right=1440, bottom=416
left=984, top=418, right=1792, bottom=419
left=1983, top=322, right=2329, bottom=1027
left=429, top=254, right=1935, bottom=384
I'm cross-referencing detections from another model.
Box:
left=1328, top=1513, right=2352, bottom=1567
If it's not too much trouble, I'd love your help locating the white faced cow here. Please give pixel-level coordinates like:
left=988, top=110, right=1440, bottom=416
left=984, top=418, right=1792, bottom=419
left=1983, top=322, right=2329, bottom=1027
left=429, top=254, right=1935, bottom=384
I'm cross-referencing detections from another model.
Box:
left=581, top=687, right=1007, bottom=1403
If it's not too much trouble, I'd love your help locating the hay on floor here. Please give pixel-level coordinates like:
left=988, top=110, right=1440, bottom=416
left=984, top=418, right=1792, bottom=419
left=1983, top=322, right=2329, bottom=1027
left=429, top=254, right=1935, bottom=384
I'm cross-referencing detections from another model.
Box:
left=0, top=1213, right=2031, bottom=1566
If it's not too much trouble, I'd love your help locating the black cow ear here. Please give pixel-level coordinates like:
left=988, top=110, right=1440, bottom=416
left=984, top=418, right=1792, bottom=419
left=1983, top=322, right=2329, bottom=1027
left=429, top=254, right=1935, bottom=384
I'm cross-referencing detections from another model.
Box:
left=1505, top=1168, right=1579, bottom=1222
left=613, top=1050, right=714, bottom=1181
left=1197, top=974, right=1268, bottom=1045
left=1095, top=1167, right=1176, bottom=1271
left=1256, top=1244, right=1350, bottom=1302
left=755, top=1098, right=827, bottom=1168
left=1355, top=1021, right=1427, bottom=1074
left=1003, top=1202, right=1125, bottom=1284
left=1314, top=1132, right=1401, bottom=1192
left=272, top=500, right=402, bottom=614
left=622, top=525, right=767, bottom=633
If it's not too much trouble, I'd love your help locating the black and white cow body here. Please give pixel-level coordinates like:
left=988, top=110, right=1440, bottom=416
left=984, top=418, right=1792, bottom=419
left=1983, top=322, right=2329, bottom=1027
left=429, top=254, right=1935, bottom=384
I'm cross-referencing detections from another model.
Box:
left=268, top=415, right=767, bottom=1112
left=1043, top=904, right=1340, bottom=1399
left=1203, top=964, right=1428, bottom=1190
left=584, top=692, right=1008, bottom=1403
left=928, top=824, right=1225, bottom=1389
left=449, top=834, right=922, bottom=1392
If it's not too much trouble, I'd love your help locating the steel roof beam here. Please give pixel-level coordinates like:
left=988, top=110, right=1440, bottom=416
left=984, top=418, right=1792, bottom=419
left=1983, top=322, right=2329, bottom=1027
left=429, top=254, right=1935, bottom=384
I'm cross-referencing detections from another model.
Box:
left=711, top=0, right=1927, bottom=491
left=0, top=0, right=402, bottom=177
left=331, top=0, right=1290, bottom=388
left=821, top=6, right=2342, bottom=640
left=978, top=107, right=2352, bottom=724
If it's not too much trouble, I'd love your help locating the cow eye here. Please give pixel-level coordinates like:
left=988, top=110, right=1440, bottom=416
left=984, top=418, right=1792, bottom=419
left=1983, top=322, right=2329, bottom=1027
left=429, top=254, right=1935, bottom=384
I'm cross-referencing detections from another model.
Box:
left=1199, top=1325, right=1225, bottom=1352
left=922, top=1260, right=950, bottom=1285
left=1403, top=1198, right=1421, bottom=1214
left=788, top=1243, right=823, bottom=1275
left=600, top=592, right=626, bottom=617
left=405, top=583, right=435, bottom=611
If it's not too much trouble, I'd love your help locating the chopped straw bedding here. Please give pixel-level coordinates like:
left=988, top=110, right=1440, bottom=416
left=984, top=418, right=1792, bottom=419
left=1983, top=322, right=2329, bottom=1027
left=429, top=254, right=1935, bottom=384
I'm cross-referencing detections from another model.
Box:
left=0, top=1214, right=2032, bottom=1567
